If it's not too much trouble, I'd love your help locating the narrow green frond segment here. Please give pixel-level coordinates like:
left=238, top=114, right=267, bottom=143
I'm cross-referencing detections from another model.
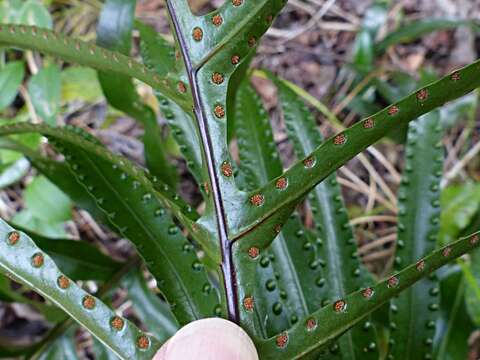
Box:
left=0, top=24, right=191, bottom=111
left=235, top=81, right=282, bottom=189
left=388, top=111, right=443, bottom=359
left=276, top=77, right=377, bottom=359
left=376, top=19, right=479, bottom=53
left=14, top=225, right=121, bottom=282
left=0, top=123, right=220, bottom=323
left=157, top=94, right=205, bottom=186
left=123, top=270, right=179, bottom=342
left=256, top=231, right=480, bottom=360
left=137, top=22, right=178, bottom=77
left=435, top=266, right=473, bottom=359
left=0, top=219, right=161, bottom=360
left=0, top=124, right=194, bottom=224
left=233, top=58, right=480, bottom=239
left=136, top=23, right=205, bottom=186
left=97, top=0, right=177, bottom=188
left=234, top=81, right=313, bottom=336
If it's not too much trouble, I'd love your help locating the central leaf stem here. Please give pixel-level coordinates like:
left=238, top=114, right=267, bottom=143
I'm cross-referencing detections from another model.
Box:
left=166, top=1, right=239, bottom=323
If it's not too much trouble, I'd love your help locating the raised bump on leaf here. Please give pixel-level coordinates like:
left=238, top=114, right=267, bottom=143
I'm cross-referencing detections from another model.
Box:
left=192, top=27, right=203, bottom=41
left=111, top=316, right=125, bottom=331
left=82, top=295, right=96, bottom=310
left=212, top=14, right=223, bottom=26
left=31, top=253, right=44, bottom=268
left=136, top=335, right=151, bottom=350
left=7, top=231, right=19, bottom=245
left=213, top=104, right=225, bottom=118
left=57, top=275, right=70, bottom=289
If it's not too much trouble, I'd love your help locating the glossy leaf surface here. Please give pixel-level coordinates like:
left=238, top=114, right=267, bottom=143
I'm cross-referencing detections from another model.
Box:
left=234, top=81, right=312, bottom=336
left=0, top=61, right=24, bottom=110
left=0, top=24, right=191, bottom=111
left=256, top=232, right=480, bottom=359
left=0, top=219, right=161, bottom=359
left=233, top=59, right=480, bottom=242
left=388, top=111, right=443, bottom=359
left=276, top=77, right=377, bottom=359
left=97, top=0, right=177, bottom=187
left=0, top=123, right=220, bottom=323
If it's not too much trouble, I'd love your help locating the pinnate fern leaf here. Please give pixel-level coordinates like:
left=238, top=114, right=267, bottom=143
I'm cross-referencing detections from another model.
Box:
left=233, top=59, right=480, bottom=244
left=0, top=24, right=191, bottom=111
left=0, top=123, right=221, bottom=324
left=256, top=231, right=480, bottom=359
left=0, top=219, right=161, bottom=360
left=275, top=76, right=378, bottom=359
left=388, top=111, right=443, bottom=359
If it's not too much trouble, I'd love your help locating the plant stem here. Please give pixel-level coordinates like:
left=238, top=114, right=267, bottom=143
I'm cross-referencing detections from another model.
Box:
left=165, top=1, right=239, bottom=323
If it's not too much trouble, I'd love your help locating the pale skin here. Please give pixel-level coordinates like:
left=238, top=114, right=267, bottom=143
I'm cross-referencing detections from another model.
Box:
left=153, top=318, right=259, bottom=360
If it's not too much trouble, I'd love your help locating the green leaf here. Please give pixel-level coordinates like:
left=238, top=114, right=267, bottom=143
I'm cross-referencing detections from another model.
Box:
left=17, top=0, right=52, bottom=29
left=275, top=76, right=378, bottom=359
left=123, top=270, right=179, bottom=342
left=97, top=0, right=177, bottom=188
left=137, top=22, right=203, bottom=187
left=28, top=64, right=62, bottom=125
left=0, top=0, right=23, bottom=23
left=0, top=61, right=24, bottom=110
left=235, top=81, right=282, bottom=191
left=376, top=19, right=478, bottom=53
left=11, top=224, right=122, bottom=281
left=0, top=24, right=191, bottom=111
left=388, top=111, right=443, bottom=360
left=0, top=342, right=38, bottom=358
left=0, top=123, right=220, bottom=323
left=464, top=249, right=480, bottom=326
left=166, top=2, right=289, bottom=323
left=440, top=183, right=480, bottom=246
left=38, top=331, right=78, bottom=360
left=60, top=67, right=103, bottom=103
left=136, top=22, right=176, bottom=78
left=93, top=336, right=120, bottom=360
left=255, top=231, right=480, bottom=359
left=233, top=58, right=480, bottom=245
left=170, top=0, right=286, bottom=69
left=24, top=175, right=72, bottom=223
left=233, top=81, right=313, bottom=337
left=352, top=30, right=374, bottom=73
left=435, top=266, right=473, bottom=360
left=0, top=157, right=29, bottom=189
left=0, top=137, right=106, bottom=221
left=96, top=0, right=135, bottom=55
left=12, top=208, right=67, bottom=238
left=0, top=219, right=161, bottom=359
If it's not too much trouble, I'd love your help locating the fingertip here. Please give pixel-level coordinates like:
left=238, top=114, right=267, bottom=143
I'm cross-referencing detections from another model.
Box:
left=152, top=339, right=169, bottom=360
left=154, top=318, right=258, bottom=360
